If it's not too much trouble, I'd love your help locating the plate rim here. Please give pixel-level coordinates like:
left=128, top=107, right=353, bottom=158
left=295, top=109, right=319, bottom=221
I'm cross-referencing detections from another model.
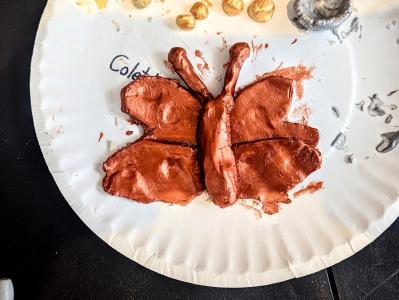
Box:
left=29, top=0, right=399, bottom=287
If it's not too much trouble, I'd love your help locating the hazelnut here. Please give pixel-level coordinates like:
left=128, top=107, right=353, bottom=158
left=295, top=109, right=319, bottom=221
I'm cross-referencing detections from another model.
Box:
left=131, top=0, right=152, bottom=9
left=176, top=14, right=196, bottom=31
left=248, top=0, right=275, bottom=23
left=190, top=2, right=209, bottom=20
left=222, top=0, right=244, bottom=16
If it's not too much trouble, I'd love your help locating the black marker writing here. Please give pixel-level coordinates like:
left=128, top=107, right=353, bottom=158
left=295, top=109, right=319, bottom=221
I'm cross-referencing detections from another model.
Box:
left=110, top=55, right=159, bottom=80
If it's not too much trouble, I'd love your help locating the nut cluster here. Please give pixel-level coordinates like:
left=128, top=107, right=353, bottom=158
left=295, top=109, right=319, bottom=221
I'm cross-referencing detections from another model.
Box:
left=176, top=1, right=210, bottom=31
left=131, top=0, right=152, bottom=9
left=222, top=0, right=275, bottom=23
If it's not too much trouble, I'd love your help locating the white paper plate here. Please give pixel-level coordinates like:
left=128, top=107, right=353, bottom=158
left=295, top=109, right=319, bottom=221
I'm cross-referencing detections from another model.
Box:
left=30, top=0, right=399, bottom=287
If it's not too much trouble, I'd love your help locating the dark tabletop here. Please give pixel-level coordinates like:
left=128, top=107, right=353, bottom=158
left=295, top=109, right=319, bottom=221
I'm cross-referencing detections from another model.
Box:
left=0, top=1, right=398, bottom=299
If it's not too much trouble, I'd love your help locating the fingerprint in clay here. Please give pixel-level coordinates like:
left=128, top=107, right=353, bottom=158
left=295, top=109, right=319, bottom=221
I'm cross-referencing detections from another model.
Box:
left=102, top=42, right=322, bottom=215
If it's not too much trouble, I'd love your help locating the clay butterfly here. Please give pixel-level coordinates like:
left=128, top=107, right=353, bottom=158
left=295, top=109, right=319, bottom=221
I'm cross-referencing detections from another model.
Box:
left=102, top=42, right=322, bottom=214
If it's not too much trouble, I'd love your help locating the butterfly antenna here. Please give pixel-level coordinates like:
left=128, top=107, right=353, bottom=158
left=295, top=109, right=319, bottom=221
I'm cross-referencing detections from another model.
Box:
left=168, top=48, right=213, bottom=104
left=222, top=43, right=250, bottom=97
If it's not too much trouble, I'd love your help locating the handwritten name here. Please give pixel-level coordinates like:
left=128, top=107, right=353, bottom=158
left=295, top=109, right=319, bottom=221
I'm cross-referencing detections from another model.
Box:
left=110, top=55, right=158, bottom=80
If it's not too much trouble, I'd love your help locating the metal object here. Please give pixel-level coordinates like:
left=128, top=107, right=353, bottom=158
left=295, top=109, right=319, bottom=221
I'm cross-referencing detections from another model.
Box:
left=0, top=279, right=14, bottom=300
left=293, top=0, right=352, bottom=31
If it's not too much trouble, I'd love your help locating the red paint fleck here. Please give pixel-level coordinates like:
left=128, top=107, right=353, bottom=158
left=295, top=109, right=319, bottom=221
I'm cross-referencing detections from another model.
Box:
left=240, top=201, right=263, bottom=219
left=250, top=40, right=267, bottom=62
left=216, top=31, right=222, bottom=35
left=53, top=126, right=64, bottom=137
left=291, top=38, right=298, bottom=44
left=98, top=132, right=104, bottom=143
left=126, top=130, right=134, bottom=136
left=292, top=103, right=312, bottom=125
left=223, top=62, right=229, bottom=69
left=262, top=193, right=292, bottom=215
left=221, top=37, right=228, bottom=50
left=195, top=50, right=210, bottom=78
left=163, top=59, right=175, bottom=73
left=293, top=181, right=324, bottom=198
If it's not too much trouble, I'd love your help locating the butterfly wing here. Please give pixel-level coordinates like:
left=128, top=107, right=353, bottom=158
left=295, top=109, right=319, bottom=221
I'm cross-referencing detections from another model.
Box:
left=103, top=140, right=204, bottom=204
left=103, top=76, right=204, bottom=204
left=233, top=139, right=321, bottom=214
left=122, top=76, right=202, bottom=145
left=231, top=75, right=322, bottom=213
left=231, top=76, right=319, bottom=147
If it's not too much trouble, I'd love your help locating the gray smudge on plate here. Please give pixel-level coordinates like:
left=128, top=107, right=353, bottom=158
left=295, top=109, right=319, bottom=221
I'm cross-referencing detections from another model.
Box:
left=367, top=94, right=386, bottom=117
left=331, top=132, right=347, bottom=150
left=331, top=106, right=341, bottom=118
left=376, top=131, right=399, bottom=153
left=345, top=154, right=355, bottom=164
left=387, top=89, right=398, bottom=96
left=385, top=114, right=393, bottom=124
left=341, top=17, right=359, bottom=39
left=293, top=0, right=352, bottom=31
left=389, top=104, right=398, bottom=110
left=355, top=100, right=365, bottom=111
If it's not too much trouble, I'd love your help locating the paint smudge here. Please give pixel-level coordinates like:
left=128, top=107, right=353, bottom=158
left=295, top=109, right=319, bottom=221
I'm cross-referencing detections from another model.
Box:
left=331, top=132, right=347, bottom=150
left=345, top=154, right=355, bottom=164
left=195, top=50, right=210, bottom=78
left=341, top=17, right=359, bottom=39
left=385, top=114, right=393, bottom=124
left=126, top=130, right=134, bottom=136
left=111, top=20, right=121, bottom=32
left=106, top=140, right=112, bottom=154
left=262, top=195, right=291, bottom=215
left=355, top=100, right=365, bottom=111
left=250, top=40, right=267, bottom=62
left=367, top=94, right=386, bottom=117
left=163, top=59, right=175, bottom=73
left=293, top=181, right=324, bottom=198
left=220, top=36, right=228, bottom=50
left=376, top=131, right=399, bottom=153
left=331, top=106, right=341, bottom=118
left=387, top=89, right=398, bottom=96
left=259, top=65, right=314, bottom=100
left=98, top=131, right=104, bottom=143
left=291, top=38, right=298, bottom=44
left=240, top=200, right=263, bottom=219
left=292, top=104, right=312, bottom=125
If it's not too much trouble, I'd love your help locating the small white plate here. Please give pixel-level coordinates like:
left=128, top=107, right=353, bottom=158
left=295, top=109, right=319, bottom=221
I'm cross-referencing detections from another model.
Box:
left=30, top=0, right=399, bottom=287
